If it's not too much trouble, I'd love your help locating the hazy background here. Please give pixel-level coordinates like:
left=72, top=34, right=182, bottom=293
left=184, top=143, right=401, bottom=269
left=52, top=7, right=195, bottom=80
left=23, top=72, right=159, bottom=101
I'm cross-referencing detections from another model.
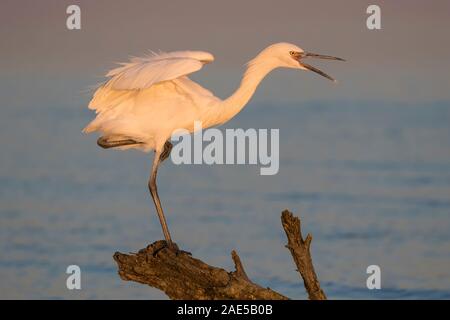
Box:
left=1, top=0, right=450, bottom=299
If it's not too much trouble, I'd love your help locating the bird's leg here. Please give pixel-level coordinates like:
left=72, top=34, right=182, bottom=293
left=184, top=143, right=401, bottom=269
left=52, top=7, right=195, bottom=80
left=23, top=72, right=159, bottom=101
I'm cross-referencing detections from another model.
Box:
left=150, top=141, right=192, bottom=256
left=148, top=147, right=175, bottom=249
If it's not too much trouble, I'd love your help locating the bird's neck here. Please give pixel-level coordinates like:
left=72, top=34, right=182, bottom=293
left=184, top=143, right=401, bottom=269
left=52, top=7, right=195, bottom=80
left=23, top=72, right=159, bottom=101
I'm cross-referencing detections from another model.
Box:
left=215, top=57, right=278, bottom=125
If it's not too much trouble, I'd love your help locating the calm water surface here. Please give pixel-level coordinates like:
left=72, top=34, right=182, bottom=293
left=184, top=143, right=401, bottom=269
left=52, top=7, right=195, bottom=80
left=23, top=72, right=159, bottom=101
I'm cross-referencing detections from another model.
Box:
left=1, top=100, right=450, bottom=299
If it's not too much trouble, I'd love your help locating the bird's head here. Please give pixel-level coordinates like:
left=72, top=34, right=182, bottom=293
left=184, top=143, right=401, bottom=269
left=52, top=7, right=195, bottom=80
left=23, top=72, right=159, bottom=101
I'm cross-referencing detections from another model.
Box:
left=259, top=42, right=345, bottom=82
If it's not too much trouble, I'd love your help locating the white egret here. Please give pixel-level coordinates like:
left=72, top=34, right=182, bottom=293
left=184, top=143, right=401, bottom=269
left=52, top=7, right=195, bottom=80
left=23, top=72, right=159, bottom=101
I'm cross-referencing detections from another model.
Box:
left=83, top=42, right=344, bottom=249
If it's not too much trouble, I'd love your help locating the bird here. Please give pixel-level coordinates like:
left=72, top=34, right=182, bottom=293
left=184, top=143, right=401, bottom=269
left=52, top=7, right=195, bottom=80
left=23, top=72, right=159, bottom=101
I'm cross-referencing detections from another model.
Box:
left=83, top=42, right=344, bottom=250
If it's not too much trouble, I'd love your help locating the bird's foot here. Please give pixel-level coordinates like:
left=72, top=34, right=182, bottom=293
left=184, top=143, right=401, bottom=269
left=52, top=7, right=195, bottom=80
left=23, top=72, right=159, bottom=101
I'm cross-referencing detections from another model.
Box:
left=152, top=240, right=192, bottom=257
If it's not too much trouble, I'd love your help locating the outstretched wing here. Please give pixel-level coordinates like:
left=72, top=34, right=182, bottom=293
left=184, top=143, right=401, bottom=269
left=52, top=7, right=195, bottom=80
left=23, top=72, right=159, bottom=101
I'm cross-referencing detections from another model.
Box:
left=83, top=50, right=215, bottom=134
left=104, top=50, right=214, bottom=90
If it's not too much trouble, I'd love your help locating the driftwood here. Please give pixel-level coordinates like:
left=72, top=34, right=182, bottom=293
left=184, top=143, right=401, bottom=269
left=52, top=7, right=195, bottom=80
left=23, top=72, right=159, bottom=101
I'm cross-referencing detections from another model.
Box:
left=281, top=210, right=327, bottom=300
left=113, top=209, right=326, bottom=300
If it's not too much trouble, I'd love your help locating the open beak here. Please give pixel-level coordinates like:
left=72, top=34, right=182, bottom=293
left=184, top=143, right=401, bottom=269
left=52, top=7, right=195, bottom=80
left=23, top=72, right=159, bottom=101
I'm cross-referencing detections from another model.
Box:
left=297, top=52, right=345, bottom=82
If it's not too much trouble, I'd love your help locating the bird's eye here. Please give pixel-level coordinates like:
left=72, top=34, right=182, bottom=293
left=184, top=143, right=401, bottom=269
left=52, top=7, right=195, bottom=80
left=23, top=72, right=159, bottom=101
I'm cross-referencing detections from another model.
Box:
left=289, top=51, right=296, bottom=56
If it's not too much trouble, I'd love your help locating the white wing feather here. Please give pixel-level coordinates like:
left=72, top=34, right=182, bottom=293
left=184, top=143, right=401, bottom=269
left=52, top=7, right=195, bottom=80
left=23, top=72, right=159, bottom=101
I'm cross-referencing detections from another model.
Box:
left=105, top=50, right=214, bottom=90
left=83, top=50, right=218, bottom=138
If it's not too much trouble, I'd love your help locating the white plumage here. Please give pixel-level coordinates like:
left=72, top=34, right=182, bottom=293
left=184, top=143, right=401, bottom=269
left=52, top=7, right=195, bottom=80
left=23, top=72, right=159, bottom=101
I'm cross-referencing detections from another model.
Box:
left=83, top=50, right=219, bottom=151
left=105, top=51, right=214, bottom=90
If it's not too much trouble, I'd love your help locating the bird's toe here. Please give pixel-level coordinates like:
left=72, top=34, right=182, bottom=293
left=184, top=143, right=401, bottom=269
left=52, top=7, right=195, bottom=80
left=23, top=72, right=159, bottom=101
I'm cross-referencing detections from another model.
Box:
left=152, top=241, right=191, bottom=257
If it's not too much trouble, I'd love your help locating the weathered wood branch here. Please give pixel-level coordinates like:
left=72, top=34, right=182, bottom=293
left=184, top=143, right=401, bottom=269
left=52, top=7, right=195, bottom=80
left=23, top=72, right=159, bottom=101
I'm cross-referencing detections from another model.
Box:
left=281, top=209, right=326, bottom=300
left=113, top=209, right=326, bottom=300
left=113, top=240, right=287, bottom=299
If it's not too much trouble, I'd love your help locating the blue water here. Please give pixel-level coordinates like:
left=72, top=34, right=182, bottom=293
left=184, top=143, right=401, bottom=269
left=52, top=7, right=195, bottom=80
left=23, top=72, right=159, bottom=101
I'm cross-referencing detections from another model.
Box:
left=1, top=99, right=450, bottom=299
